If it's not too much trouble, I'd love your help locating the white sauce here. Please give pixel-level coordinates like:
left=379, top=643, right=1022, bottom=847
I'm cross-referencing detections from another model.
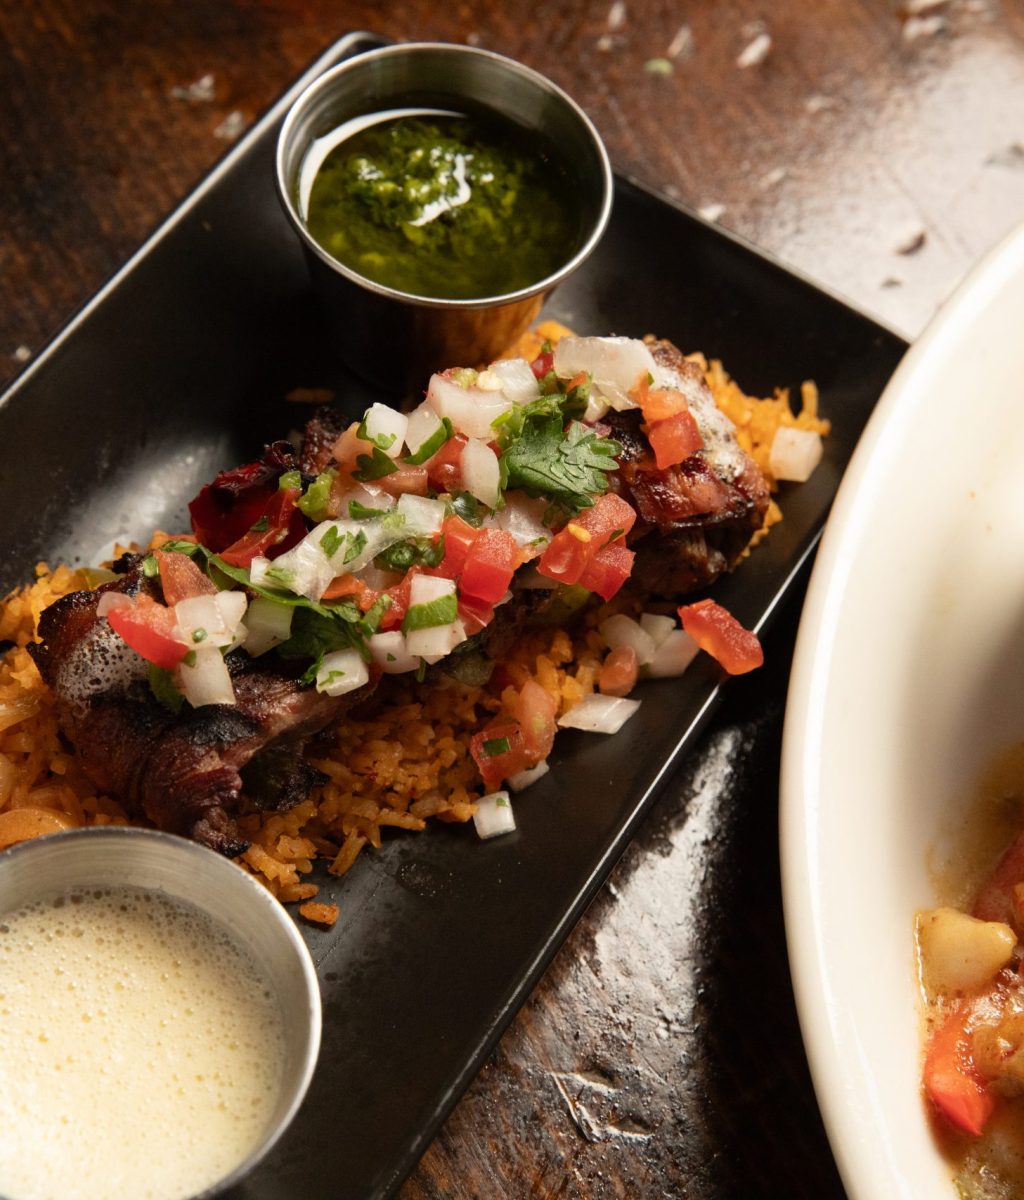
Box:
left=0, top=887, right=286, bottom=1200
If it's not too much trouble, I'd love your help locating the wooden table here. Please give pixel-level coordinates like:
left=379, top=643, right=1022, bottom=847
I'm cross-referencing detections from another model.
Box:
left=4, top=3, right=1024, bottom=1196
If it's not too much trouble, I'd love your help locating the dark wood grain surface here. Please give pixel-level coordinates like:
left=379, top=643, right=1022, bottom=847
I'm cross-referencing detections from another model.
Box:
left=4, top=3, right=1024, bottom=1197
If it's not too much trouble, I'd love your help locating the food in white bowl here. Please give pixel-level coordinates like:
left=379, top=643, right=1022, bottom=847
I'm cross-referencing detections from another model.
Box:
left=781, top=218, right=1024, bottom=1198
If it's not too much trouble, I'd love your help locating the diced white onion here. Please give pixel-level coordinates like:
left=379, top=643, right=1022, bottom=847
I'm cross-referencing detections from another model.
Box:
left=249, top=556, right=273, bottom=587
left=259, top=534, right=335, bottom=600
left=404, top=402, right=444, bottom=458
left=507, top=761, right=550, bottom=792
left=363, top=403, right=408, bottom=459
left=647, top=629, right=700, bottom=677
left=357, top=563, right=404, bottom=592
left=552, top=336, right=657, bottom=411
left=460, top=438, right=500, bottom=508
left=368, top=631, right=419, bottom=674
left=396, top=494, right=447, bottom=536
left=242, top=597, right=294, bottom=657
left=406, top=619, right=467, bottom=661
left=769, top=427, right=823, bottom=483
left=173, top=592, right=247, bottom=649
left=489, top=358, right=540, bottom=404
left=409, top=574, right=455, bottom=606
left=315, top=648, right=369, bottom=697
left=489, top=493, right=551, bottom=556
left=473, top=790, right=516, bottom=839
left=426, top=372, right=513, bottom=439
left=177, top=645, right=235, bottom=707
left=475, top=369, right=504, bottom=392
left=337, top=483, right=396, bottom=514
left=599, top=614, right=657, bottom=666
left=97, top=592, right=132, bottom=618
left=557, top=694, right=641, bottom=733
left=583, top=393, right=611, bottom=423
left=639, top=612, right=676, bottom=649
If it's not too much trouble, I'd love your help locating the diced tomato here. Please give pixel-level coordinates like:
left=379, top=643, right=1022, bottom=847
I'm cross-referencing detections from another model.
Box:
left=376, top=464, right=429, bottom=499
left=539, top=493, right=638, bottom=587
left=678, top=599, right=763, bottom=675
left=424, top=434, right=468, bottom=493
left=188, top=441, right=297, bottom=549
left=648, top=409, right=703, bottom=470
left=219, top=486, right=305, bottom=567
left=513, top=680, right=557, bottom=762
left=576, top=492, right=637, bottom=542
left=106, top=594, right=188, bottom=670
left=599, top=645, right=639, bottom=697
left=321, top=573, right=367, bottom=602
left=578, top=540, right=635, bottom=601
left=377, top=569, right=419, bottom=632
left=530, top=348, right=554, bottom=379
left=639, top=386, right=689, bottom=423
left=470, top=719, right=531, bottom=792
left=924, top=1001, right=996, bottom=1137
left=537, top=523, right=595, bottom=585
left=331, top=422, right=375, bottom=477
left=457, top=594, right=496, bottom=636
left=155, top=549, right=217, bottom=606
left=459, top=528, right=518, bottom=603
left=433, top=515, right=479, bottom=579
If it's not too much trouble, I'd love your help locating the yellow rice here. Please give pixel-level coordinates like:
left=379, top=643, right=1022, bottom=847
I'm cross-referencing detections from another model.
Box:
left=0, top=341, right=824, bottom=914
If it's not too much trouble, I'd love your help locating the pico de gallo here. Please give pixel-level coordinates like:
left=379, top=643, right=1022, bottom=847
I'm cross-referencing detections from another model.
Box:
left=98, top=336, right=764, bottom=799
left=917, top=745, right=1024, bottom=1193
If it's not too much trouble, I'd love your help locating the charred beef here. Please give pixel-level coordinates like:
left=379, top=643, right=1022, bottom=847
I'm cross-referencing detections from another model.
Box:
left=609, top=340, right=770, bottom=594
left=28, top=559, right=372, bottom=855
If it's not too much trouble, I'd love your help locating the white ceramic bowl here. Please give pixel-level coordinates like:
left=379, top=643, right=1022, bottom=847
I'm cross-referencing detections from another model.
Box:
left=781, top=219, right=1024, bottom=1198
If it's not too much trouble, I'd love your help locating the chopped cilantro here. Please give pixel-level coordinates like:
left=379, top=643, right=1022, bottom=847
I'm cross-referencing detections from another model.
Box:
left=357, top=593, right=392, bottom=636
left=482, top=735, right=511, bottom=757
left=449, top=492, right=485, bottom=526
left=265, top=563, right=297, bottom=588
left=501, top=412, right=621, bottom=514
left=249, top=516, right=270, bottom=533
left=158, top=539, right=201, bottom=556
left=348, top=500, right=389, bottom=520
left=183, top=650, right=198, bottom=668
left=353, top=446, right=399, bottom=482
left=142, top=555, right=160, bottom=578
left=342, top=529, right=368, bottom=565
left=401, top=593, right=458, bottom=632
left=319, top=525, right=344, bottom=559
left=375, top=535, right=445, bottom=572
left=191, top=628, right=208, bottom=644
left=416, top=658, right=427, bottom=682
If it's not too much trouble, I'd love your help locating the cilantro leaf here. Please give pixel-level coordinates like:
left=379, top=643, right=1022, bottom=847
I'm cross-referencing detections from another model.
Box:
left=353, top=446, right=399, bottom=482
left=502, top=413, right=621, bottom=514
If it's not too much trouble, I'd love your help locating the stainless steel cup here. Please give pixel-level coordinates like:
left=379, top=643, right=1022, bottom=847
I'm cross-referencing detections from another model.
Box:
left=0, top=826, right=322, bottom=1199
left=276, top=41, right=613, bottom=394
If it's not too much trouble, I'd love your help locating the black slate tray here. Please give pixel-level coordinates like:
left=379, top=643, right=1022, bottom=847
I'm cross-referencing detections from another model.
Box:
left=0, top=32, right=906, bottom=1200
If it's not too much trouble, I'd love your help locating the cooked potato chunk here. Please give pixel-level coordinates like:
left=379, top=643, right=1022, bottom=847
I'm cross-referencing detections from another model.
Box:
left=918, top=906, right=1017, bottom=996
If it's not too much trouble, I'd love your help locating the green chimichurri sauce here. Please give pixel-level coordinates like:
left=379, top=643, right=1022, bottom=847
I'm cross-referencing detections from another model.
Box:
left=303, top=113, right=582, bottom=300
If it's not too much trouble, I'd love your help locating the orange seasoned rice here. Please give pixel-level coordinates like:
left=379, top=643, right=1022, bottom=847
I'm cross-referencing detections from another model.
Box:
left=0, top=340, right=823, bottom=917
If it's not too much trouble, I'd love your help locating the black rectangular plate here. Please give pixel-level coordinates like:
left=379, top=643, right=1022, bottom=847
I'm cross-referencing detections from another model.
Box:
left=0, top=32, right=906, bottom=1200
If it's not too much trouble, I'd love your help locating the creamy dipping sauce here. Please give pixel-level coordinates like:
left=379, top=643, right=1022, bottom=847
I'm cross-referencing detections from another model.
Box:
left=0, top=887, right=286, bottom=1200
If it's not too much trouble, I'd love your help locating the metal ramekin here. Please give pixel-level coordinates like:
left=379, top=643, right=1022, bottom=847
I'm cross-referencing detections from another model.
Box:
left=0, top=826, right=321, bottom=1200
left=276, top=41, right=613, bottom=393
